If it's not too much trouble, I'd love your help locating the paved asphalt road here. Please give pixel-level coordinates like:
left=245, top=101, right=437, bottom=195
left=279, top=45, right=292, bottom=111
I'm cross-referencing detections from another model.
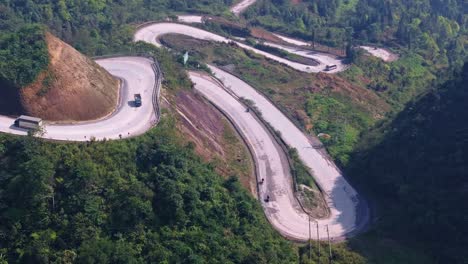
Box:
left=134, top=22, right=346, bottom=73
left=0, top=57, right=158, bottom=141
left=193, top=66, right=369, bottom=240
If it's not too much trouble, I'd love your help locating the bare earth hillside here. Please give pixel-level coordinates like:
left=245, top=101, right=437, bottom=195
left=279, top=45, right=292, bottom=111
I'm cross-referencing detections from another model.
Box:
left=19, top=32, right=119, bottom=121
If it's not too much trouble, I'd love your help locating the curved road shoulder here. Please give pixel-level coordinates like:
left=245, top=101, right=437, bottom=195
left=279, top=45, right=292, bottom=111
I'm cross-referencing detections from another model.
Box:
left=0, top=56, right=159, bottom=141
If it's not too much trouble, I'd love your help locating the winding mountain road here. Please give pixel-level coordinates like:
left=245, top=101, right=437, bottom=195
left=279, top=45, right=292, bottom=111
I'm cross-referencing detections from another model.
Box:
left=190, top=69, right=368, bottom=240
left=0, top=1, right=369, bottom=242
left=0, top=57, right=159, bottom=141
left=134, top=22, right=345, bottom=73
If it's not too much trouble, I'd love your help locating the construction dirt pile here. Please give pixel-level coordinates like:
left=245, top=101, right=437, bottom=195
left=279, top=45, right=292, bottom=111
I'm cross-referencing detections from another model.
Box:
left=12, top=32, right=119, bottom=122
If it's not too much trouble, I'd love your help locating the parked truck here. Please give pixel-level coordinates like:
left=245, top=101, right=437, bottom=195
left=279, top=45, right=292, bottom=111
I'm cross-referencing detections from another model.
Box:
left=134, top=94, right=142, bottom=107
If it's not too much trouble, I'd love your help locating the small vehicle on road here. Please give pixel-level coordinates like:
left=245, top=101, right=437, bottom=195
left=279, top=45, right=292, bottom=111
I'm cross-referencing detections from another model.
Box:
left=324, top=65, right=337, bottom=71
left=14, top=115, right=43, bottom=130
left=134, top=94, right=142, bottom=107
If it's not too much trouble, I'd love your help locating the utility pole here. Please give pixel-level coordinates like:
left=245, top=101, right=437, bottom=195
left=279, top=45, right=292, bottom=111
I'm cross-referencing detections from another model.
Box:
left=327, top=225, right=332, bottom=264
left=316, top=222, right=320, bottom=264
left=309, top=216, right=312, bottom=261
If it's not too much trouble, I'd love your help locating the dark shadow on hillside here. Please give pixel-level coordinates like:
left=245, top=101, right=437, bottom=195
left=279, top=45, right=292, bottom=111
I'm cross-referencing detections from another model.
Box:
left=345, top=63, right=468, bottom=263
left=0, top=78, right=24, bottom=116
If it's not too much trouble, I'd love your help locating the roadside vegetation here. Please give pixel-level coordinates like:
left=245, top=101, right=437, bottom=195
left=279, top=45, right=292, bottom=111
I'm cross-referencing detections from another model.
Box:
left=0, top=24, right=49, bottom=88
left=340, top=51, right=436, bottom=110
left=0, top=1, right=233, bottom=56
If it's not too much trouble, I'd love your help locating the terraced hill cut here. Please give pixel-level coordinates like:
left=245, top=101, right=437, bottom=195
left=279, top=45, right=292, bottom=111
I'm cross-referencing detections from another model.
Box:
left=0, top=31, right=119, bottom=122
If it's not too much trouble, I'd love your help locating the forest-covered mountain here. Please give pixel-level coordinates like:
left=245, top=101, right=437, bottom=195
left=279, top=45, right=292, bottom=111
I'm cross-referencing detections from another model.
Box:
left=244, top=0, right=466, bottom=67
left=348, top=63, right=468, bottom=263
left=0, top=0, right=467, bottom=263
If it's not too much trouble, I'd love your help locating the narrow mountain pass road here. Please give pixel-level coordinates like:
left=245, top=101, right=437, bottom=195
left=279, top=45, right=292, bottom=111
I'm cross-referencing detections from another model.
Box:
left=360, top=46, right=399, bottom=62
left=155, top=1, right=368, bottom=238
left=134, top=22, right=345, bottom=73
left=0, top=57, right=159, bottom=141
left=203, top=66, right=369, bottom=240
left=0, top=8, right=369, bottom=242
left=190, top=72, right=313, bottom=240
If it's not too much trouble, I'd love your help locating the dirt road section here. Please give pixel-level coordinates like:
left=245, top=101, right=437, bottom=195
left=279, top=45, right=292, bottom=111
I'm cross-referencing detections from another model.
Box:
left=231, top=0, right=257, bottom=16
left=360, top=46, right=399, bottom=62
left=177, top=15, right=203, bottom=23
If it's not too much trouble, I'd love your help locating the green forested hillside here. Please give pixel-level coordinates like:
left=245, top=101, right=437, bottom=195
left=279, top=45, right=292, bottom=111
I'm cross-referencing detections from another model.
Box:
left=0, top=0, right=234, bottom=55
left=0, top=119, right=297, bottom=263
left=348, top=63, right=468, bottom=263
left=0, top=24, right=49, bottom=88
left=244, top=0, right=466, bottom=67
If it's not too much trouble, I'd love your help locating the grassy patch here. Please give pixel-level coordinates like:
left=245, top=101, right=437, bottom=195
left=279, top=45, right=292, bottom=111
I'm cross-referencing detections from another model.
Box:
left=289, top=148, right=318, bottom=190
left=220, top=120, right=254, bottom=186
left=341, top=52, right=436, bottom=109
left=305, top=93, right=373, bottom=165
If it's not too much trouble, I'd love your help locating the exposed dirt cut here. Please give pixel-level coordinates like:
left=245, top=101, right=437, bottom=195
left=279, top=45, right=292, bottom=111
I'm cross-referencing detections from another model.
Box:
left=250, top=27, right=283, bottom=43
left=313, top=73, right=391, bottom=118
left=164, top=89, right=256, bottom=195
left=19, top=32, right=119, bottom=121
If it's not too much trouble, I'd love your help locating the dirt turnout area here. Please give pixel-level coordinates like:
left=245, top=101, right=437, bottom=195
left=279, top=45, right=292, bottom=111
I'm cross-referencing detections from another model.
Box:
left=360, top=46, right=399, bottom=62
left=20, top=32, right=119, bottom=122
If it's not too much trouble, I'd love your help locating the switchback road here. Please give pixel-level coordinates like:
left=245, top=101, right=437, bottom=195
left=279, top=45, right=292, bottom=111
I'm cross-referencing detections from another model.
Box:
left=0, top=57, right=159, bottom=141
left=0, top=1, right=368, bottom=242
left=189, top=68, right=368, bottom=241
left=134, top=22, right=346, bottom=73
